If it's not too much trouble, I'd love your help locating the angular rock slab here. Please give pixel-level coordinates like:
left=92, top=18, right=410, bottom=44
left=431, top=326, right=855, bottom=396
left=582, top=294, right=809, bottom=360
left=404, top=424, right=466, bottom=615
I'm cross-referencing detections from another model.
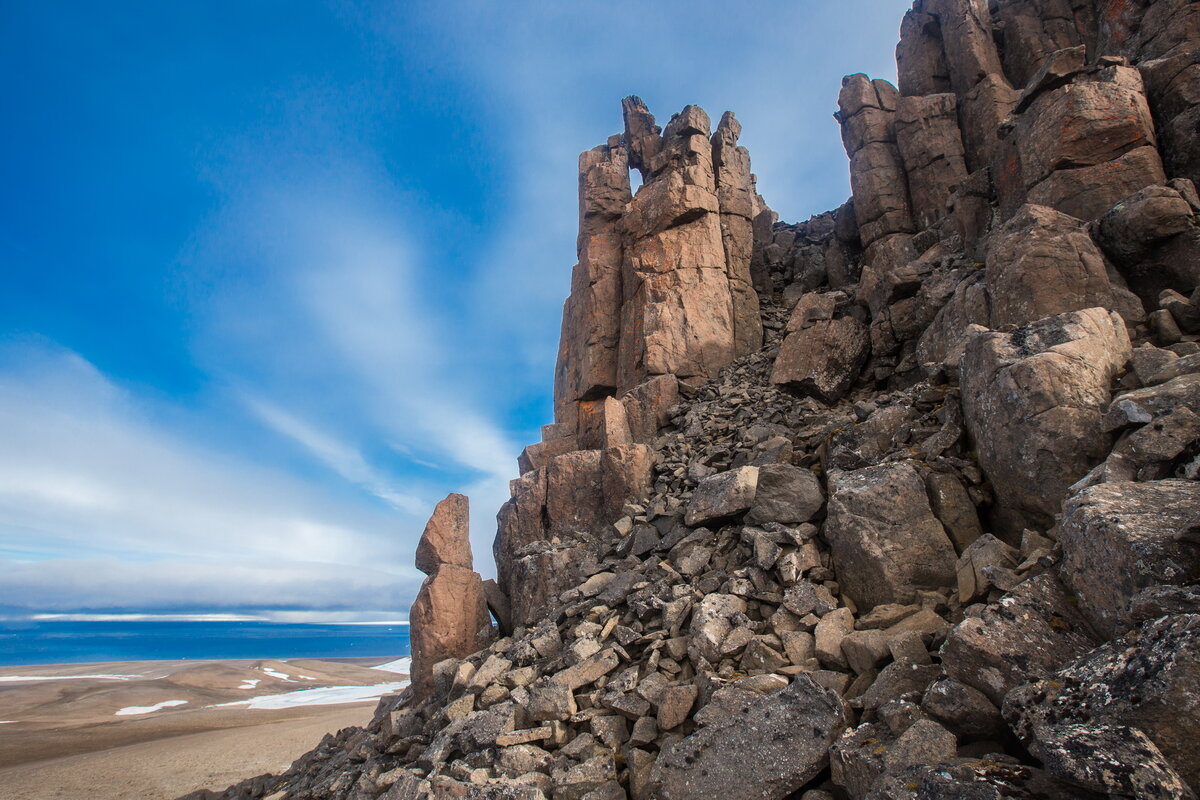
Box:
left=415, top=493, right=472, bottom=575
left=960, top=307, right=1131, bottom=535
left=649, top=673, right=846, bottom=800
left=770, top=317, right=869, bottom=404
left=941, top=574, right=1096, bottom=705
left=1059, top=480, right=1200, bottom=639
left=684, top=466, right=758, bottom=527
left=984, top=204, right=1114, bottom=328
left=824, top=463, right=957, bottom=611
left=1005, top=614, right=1200, bottom=793
left=409, top=565, right=492, bottom=699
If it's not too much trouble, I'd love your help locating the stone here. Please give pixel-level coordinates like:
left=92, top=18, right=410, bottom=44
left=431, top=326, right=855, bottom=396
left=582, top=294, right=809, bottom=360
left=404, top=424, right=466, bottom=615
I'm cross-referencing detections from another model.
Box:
left=1095, top=185, right=1196, bottom=265
left=1005, top=614, right=1200, bottom=792
left=824, top=464, right=958, bottom=611
left=895, top=94, right=969, bottom=229
left=955, top=534, right=1021, bottom=603
left=840, top=629, right=892, bottom=675
left=941, top=574, right=1096, bottom=705
left=815, top=607, right=855, bottom=671
left=960, top=308, right=1132, bottom=535
left=410, top=570, right=492, bottom=699
left=745, top=464, right=824, bottom=525
left=786, top=291, right=840, bottom=332
left=924, top=472, right=983, bottom=553
left=416, top=493, right=473, bottom=575
left=656, top=684, right=697, bottom=730
left=1058, top=480, right=1200, bottom=638
left=896, top=8, right=951, bottom=97
left=684, top=466, right=759, bottom=527
left=984, top=205, right=1114, bottom=328
left=1025, top=144, right=1167, bottom=221
left=649, top=674, right=847, bottom=800
left=920, top=678, right=1004, bottom=739
left=621, top=374, right=679, bottom=444
left=689, top=593, right=748, bottom=664
left=557, top=649, right=620, bottom=692
left=770, top=317, right=869, bottom=404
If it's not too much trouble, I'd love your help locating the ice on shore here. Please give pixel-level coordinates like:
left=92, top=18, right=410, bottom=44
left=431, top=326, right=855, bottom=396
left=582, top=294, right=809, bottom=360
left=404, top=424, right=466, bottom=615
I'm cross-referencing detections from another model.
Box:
left=0, top=674, right=139, bottom=683
left=373, top=657, right=410, bottom=675
left=215, top=681, right=409, bottom=710
left=116, top=700, right=188, bottom=716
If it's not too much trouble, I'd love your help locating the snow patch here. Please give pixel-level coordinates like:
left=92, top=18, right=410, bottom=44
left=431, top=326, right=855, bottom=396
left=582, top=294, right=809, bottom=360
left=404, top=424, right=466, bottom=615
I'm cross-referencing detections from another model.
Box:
left=215, top=682, right=409, bottom=710
left=0, top=674, right=139, bottom=683
left=116, top=700, right=188, bottom=716
left=261, top=667, right=293, bottom=681
left=238, top=679, right=261, bottom=689
left=373, top=657, right=411, bottom=675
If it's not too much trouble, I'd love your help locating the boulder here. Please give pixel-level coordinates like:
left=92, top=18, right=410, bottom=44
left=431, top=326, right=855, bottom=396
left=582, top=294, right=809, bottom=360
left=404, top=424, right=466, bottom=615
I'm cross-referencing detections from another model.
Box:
left=770, top=317, right=869, bottom=403
left=409, top=565, right=493, bottom=699
left=960, top=308, right=1131, bottom=535
left=824, top=463, right=958, bottom=611
left=1058, top=480, right=1200, bottom=638
left=415, top=493, right=473, bottom=575
left=1005, top=614, right=1200, bottom=792
left=894, top=94, right=969, bottom=229
left=984, top=205, right=1114, bottom=328
left=941, top=574, right=1096, bottom=705
left=684, top=466, right=759, bottom=527
left=649, top=674, right=847, bottom=800
left=745, top=464, right=824, bottom=525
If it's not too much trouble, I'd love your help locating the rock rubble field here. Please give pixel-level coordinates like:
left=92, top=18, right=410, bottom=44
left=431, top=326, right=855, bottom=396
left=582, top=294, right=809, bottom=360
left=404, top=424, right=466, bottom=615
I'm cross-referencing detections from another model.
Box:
left=193, top=1, right=1200, bottom=798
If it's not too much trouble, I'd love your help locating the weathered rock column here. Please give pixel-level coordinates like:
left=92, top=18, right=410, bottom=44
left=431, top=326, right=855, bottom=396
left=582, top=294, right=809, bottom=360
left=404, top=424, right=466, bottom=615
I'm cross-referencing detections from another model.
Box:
left=408, top=493, right=492, bottom=699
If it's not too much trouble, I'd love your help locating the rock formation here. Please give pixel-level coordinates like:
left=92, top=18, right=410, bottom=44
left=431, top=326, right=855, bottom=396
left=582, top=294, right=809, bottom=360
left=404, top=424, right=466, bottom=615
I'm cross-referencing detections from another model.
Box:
left=408, top=494, right=493, bottom=699
left=196, top=1, right=1200, bottom=799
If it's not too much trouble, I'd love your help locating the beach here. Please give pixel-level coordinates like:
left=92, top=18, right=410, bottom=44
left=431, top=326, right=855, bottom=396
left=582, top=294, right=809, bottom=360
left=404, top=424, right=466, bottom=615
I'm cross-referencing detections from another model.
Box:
left=0, top=656, right=409, bottom=800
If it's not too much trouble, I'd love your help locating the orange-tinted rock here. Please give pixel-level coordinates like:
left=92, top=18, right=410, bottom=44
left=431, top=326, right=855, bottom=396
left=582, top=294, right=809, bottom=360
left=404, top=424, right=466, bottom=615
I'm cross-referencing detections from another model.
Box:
left=897, top=7, right=951, bottom=97
left=415, top=493, right=472, bottom=575
left=621, top=374, right=680, bottom=444
left=408, top=565, right=492, bottom=698
left=895, top=94, right=969, bottom=229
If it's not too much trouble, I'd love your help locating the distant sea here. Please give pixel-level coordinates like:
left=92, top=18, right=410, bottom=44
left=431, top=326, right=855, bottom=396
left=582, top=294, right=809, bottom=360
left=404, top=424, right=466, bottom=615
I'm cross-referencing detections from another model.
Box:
left=0, top=619, right=410, bottom=667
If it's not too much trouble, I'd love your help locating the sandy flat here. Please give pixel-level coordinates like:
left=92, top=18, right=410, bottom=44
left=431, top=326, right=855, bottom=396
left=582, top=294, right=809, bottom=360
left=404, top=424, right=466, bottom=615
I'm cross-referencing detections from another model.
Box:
left=0, top=657, right=408, bottom=800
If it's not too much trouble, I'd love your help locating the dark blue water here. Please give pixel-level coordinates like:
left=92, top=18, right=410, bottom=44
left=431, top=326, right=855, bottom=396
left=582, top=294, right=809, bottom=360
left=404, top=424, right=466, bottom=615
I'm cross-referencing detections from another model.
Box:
left=0, top=620, right=410, bottom=666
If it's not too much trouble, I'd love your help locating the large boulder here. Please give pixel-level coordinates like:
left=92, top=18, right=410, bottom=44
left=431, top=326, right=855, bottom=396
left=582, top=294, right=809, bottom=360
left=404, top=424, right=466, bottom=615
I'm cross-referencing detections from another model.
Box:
left=941, top=574, right=1097, bottom=705
left=1005, top=614, right=1200, bottom=793
left=684, top=466, right=759, bottom=527
left=960, top=308, right=1132, bottom=536
left=770, top=317, right=869, bottom=403
left=649, top=673, right=847, bottom=800
left=415, top=493, right=473, bottom=574
left=409, top=565, right=492, bottom=699
left=824, top=463, right=958, bottom=611
left=1058, top=480, right=1200, bottom=639
left=984, top=205, right=1114, bottom=328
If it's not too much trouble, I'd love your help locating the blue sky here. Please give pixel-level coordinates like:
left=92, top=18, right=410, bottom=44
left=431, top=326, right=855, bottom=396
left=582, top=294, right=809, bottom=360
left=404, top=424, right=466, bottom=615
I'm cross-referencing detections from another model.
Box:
left=0, top=0, right=906, bottom=620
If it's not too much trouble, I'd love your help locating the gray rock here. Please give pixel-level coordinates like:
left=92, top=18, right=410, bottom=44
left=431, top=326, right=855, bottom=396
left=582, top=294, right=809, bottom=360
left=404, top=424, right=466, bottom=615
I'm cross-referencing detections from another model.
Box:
left=745, top=464, right=824, bottom=525
left=649, top=674, right=847, bottom=800
left=1059, top=480, right=1200, bottom=638
left=960, top=307, right=1131, bottom=536
left=684, top=466, right=759, bottom=527
left=825, top=463, right=957, bottom=611
left=941, top=574, right=1096, bottom=705
left=1004, top=614, right=1200, bottom=791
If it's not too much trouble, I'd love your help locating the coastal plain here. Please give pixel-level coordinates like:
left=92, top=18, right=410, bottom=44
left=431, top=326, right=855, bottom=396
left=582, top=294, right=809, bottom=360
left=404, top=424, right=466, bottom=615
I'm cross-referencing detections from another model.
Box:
left=0, top=657, right=409, bottom=799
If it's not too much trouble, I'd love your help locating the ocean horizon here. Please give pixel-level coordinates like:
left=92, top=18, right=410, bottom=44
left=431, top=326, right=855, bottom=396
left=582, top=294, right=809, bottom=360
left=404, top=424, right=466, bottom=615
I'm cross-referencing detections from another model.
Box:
left=0, top=618, right=411, bottom=667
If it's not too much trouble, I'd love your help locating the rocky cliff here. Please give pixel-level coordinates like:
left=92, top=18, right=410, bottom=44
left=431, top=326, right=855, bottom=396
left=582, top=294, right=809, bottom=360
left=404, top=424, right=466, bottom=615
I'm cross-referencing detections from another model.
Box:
left=195, top=1, right=1200, bottom=798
